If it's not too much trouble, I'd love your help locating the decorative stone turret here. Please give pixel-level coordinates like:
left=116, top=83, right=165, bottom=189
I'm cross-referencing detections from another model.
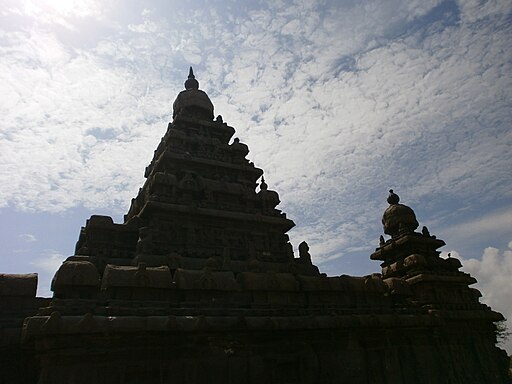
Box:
left=372, top=190, right=497, bottom=311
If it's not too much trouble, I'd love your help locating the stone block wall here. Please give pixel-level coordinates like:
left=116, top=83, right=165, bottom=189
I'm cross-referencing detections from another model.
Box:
left=0, top=274, right=50, bottom=384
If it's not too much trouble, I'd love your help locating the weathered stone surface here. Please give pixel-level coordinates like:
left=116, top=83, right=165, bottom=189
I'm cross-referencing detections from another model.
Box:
left=52, top=261, right=100, bottom=288
left=174, top=268, right=236, bottom=290
left=101, top=264, right=172, bottom=289
left=0, top=273, right=37, bottom=297
left=0, top=273, right=51, bottom=384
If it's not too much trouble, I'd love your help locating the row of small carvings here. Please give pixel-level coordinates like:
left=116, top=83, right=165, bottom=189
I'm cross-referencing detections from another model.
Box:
left=52, top=261, right=409, bottom=294
left=23, top=311, right=441, bottom=338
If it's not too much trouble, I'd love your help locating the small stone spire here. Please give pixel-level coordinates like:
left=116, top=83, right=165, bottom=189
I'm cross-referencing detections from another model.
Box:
left=184, top=66, right=199, bottom=90
left=260, top=177, right=268, bottom=191
left=387, top=189, right=400, bottom=205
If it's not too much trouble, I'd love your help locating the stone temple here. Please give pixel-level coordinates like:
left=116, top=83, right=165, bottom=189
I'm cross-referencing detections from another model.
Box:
left=1, top=68, right=510, bottom=383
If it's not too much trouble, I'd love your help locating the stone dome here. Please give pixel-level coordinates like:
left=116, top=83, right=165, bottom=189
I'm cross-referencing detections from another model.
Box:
left=382, top=190, right=419, bottom=238
left=172, top=67, right=214, bottom=121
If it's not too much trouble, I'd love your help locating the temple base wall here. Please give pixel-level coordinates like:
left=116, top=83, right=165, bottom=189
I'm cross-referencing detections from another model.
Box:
left=24, top=314, right=511, bottom=384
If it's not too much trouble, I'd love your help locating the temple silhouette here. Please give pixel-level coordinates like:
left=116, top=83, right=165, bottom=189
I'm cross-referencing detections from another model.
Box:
left=1, top=68, right=510, bottom=383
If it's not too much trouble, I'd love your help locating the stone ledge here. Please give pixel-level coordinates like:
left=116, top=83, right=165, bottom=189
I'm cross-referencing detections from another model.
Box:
left=23, top=312, right=445, bottom=339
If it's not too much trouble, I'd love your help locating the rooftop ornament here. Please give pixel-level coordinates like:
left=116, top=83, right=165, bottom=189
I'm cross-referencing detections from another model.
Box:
left=382, top=189, right=419, bottom=238
left=184, top=66, right=199, bottom=90
left=172, top=67, right=214, bottom=121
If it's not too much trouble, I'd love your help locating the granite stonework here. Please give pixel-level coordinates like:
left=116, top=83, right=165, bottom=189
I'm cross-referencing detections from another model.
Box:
left=0, top=274, right=51, bottom=383
left=2, top=69, right=510, bottom=383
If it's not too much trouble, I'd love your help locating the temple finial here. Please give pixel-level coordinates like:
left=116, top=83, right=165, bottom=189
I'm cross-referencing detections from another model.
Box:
left=260, top=177, right=268, bottom=190
left=387, top=189, right=399, bottom=205
left=184, top=67, right=199, bottom=90
left=382, top=189, right=419, bottom=237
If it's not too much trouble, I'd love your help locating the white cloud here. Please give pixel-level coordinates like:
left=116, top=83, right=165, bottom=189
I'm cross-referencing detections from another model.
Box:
left=456, top=0, right=512, bottom=23
left=23, top=0, right=106, bottom=26
left=443, top=208, right=512, bottom=241
left=0, top=26, right=166, bottom=213
left=18, top=233, right=37, bottom=242
left=457, top=243, right=512, bottom=354
left=30, top=249, right=66, bottom=273
left=29, top=249, right=67, bottom=296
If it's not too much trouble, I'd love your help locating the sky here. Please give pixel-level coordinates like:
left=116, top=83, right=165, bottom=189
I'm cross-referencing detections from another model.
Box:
left=0, top=0, right=511, bottom=352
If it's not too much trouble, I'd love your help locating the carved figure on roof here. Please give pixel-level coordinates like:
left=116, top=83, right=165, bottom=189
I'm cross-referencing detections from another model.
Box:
left=422, top=226, right=431, bottom=237
left=298, top=241, right=312, bottom=264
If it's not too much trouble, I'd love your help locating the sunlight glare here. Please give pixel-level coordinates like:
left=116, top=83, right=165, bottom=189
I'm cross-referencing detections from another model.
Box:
left=24, top=0, right=102, bottom=19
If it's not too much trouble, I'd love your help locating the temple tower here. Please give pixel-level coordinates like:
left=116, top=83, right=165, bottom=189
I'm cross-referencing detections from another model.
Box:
left=72, top=68, right=318, bottom=278
left=125, top=67, right=295, bottom=268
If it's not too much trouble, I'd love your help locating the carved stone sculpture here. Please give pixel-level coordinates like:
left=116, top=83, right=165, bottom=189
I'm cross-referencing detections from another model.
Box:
left=298, top=241, right=312, bottom=264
